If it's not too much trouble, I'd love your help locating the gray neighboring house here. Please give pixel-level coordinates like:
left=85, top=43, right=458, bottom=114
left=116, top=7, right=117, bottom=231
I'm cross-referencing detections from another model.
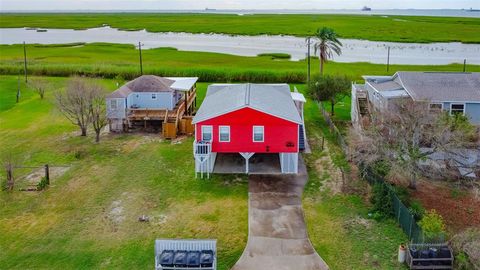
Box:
left=106, top=75, right=198, bottom=132
left=351, top=72, right=480, bottom=128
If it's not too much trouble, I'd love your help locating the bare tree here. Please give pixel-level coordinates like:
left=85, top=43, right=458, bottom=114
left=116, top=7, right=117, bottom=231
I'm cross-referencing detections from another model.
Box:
left=55, top=77, right=94, bottom=136
left=29, top=77, right=49, bottom=99
left=350, top=99, right=478, bottom=189
left=89, top=84, right=108, bottom=143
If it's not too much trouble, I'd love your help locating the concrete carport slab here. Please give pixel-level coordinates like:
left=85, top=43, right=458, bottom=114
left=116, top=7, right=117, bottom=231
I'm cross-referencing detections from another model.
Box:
left=213, top=153, right=282, bottom=174
left=232, top=157, right=329, bottom=270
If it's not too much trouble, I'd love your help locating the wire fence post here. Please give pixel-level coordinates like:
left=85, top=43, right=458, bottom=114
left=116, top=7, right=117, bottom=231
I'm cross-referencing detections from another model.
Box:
left=6, top=165, right=14, bottom=191
left=44, top=164, right=50, bottom=185
left=409, top=215, right=413, bottom=239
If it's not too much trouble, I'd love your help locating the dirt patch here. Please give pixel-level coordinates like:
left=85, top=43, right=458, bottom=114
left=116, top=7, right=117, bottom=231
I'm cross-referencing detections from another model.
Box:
left=23, top=166, right=70, bottom=185
left=171, top=135, right=188, bottom=144
left=343, top=216, right=372, bottom=230
left=121, top=135, right=163, bottom=153
left=314, top=143, right=343, bottom=195
left=108, top=200, right=125, bottom=225
left=411, top=180, right=480, bottom=233
left=102, top=193, right=131, bottom=232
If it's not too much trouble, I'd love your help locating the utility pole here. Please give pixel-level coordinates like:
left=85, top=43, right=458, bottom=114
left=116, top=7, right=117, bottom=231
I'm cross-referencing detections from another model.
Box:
left=463, top=59, right=466, bottom=72
left=386, top=46, right=390, bottom=72
left=23, top=41, right=28, bottom=82
left=306, top=37, right=311, bottom=83
left=138, top=42, right=143, bottom=75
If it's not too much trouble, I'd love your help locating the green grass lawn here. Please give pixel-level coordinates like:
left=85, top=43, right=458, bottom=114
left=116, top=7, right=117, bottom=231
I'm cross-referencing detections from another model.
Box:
left=0, top=75, right=408, bottom=269
left=1, top=43, right=479, bottom=83
left=1, top=13, right=480, bottom=43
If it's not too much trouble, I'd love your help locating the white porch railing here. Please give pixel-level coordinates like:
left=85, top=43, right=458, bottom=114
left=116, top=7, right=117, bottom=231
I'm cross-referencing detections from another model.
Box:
left=193, top=140, right=213, bottom=178
left=193, top=140, right=212, bottom=156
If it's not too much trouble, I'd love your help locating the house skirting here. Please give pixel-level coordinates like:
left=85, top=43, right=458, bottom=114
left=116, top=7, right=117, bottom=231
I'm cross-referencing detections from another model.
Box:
left=195, top=152, right=298, bottom=178
left=279, top=152, right=299, bottom=174
left=194, top=153, right=217, bottom=178
left=109, top=119, right=124, bottom=132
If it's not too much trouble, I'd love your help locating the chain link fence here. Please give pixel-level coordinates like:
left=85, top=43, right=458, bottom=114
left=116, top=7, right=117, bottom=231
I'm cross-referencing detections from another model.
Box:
left=317, top=102, right=348, bottom=153
left=361, top=165, right=447, bottom=244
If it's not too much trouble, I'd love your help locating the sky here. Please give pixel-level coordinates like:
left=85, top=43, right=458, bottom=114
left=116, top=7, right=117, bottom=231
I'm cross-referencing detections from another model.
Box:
left=1, top=0, right=479, bottom=11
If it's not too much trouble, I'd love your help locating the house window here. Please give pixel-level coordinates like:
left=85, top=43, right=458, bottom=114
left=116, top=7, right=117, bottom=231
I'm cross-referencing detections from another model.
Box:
left=429, top=103, right=443, bottom=112
left=219, top=126, right=230, bottom=142
left=151, top=93, right=157, bottom=100
left=450, top=103, right=465, bottom=115
left=253, top=126, right=264, bottom=142
left=201, top=126, right=212, bottom=141
left=110, top=99, right=117, bottom=110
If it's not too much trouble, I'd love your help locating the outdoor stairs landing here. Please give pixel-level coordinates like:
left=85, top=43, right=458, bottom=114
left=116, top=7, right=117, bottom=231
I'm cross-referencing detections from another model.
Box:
left=299, top=124, right=306, bottom=151
left=358, top=97, right=370, bottom=117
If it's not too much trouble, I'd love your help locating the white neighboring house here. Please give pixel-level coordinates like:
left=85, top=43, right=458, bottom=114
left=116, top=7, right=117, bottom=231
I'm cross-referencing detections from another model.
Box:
left=351, top=71, right=480, bottom=129
left=351, top=71, right=480, bottom=178
left=106, top=75, right=198, bottom=132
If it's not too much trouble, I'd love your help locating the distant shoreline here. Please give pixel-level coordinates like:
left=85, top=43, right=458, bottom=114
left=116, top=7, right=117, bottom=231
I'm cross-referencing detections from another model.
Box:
left=1, top=9, right=480, bottom=18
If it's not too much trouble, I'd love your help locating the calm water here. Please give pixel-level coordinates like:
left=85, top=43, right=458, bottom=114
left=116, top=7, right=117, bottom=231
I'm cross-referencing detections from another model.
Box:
left=202, top=9, right=480, bottom=18
left=1, top=27, right=480, bottom=65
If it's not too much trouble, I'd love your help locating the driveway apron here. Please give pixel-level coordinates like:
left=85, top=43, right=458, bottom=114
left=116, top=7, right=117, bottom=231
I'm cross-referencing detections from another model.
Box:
left=232, top=157, right=329, bottom=270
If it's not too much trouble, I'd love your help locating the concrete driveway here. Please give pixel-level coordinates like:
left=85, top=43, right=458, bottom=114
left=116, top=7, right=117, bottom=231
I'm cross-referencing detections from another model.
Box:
left=232, top=157, right=329, bottom=270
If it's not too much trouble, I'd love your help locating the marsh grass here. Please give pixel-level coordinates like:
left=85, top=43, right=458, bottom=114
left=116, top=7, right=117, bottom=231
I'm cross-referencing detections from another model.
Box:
left=1, top=43, right=478, bottom=83
left=1, top=13, right=479, bottom=43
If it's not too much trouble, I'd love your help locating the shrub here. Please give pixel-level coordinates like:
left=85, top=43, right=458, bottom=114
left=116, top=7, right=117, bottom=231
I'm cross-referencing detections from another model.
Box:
left=392, top=185, right=411, bottom=206
left=370, top=160, right=391, bottom=178
left=1, top=177, right=6, bottom=191
left=419, top=209, right=446, bottom=242
left=455, top=252, right=472, bottom=270
left=257, top=53, right=291, bottom=60
left=370, top=183, right=394, bottom=219
left=0, top=63, right=306, bottom=83
left=409, top=200, right=425, bottom=221
left=451, top=228, right=480, bottom=270
left=37, top=176, right=49, bottom=191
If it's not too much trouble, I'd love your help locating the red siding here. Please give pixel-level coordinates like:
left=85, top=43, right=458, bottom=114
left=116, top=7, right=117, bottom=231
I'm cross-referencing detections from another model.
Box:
left=195, top=107, right=298, bottom=153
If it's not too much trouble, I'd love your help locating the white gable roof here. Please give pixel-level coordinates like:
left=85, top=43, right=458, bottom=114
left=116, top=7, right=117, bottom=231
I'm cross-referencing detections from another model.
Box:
left=166, top=77, right=199, bottom=91
left=192, top=83, right=302, bottom=124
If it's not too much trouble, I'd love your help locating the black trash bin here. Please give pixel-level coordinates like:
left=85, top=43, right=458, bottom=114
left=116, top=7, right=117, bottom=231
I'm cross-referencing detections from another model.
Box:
left=200, top=250, right=214, bottom=268
left=187, top=251, right=201, bottom=268
left=439, top=246, right=452, bottom=266
left=410, top=247, right=419, bottom=265
left=420, top=250, right=430, bottom=266
left=159, top=250, right=174, bottom=267
left=173, top=250, right=188, bottom=267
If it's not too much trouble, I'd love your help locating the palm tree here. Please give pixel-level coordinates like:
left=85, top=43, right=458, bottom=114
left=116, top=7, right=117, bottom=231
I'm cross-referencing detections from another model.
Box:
left=312, top=27, right=343, bottom=75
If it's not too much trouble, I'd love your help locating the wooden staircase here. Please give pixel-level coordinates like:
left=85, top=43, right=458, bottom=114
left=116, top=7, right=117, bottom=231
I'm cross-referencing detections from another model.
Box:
left=356, top=91, right=371, bottom=126
left=162, top=87, right=197, bottom=139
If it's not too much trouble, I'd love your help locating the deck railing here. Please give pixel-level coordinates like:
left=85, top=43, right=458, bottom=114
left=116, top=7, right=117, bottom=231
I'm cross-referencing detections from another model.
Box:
left=127, top=87, right=197, bottom=121
left=193, top=140, right=212, bottom=156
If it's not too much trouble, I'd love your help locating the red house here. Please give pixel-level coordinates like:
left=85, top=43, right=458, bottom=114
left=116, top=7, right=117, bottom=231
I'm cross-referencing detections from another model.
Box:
left=192, top=84, right=307, bottom=177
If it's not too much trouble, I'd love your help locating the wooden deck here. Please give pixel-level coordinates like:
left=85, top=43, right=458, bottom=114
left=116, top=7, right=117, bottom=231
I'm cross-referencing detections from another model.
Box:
left=127, top=87, right=196, bottom=121
left=126, top=87, right=196, bottom=138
